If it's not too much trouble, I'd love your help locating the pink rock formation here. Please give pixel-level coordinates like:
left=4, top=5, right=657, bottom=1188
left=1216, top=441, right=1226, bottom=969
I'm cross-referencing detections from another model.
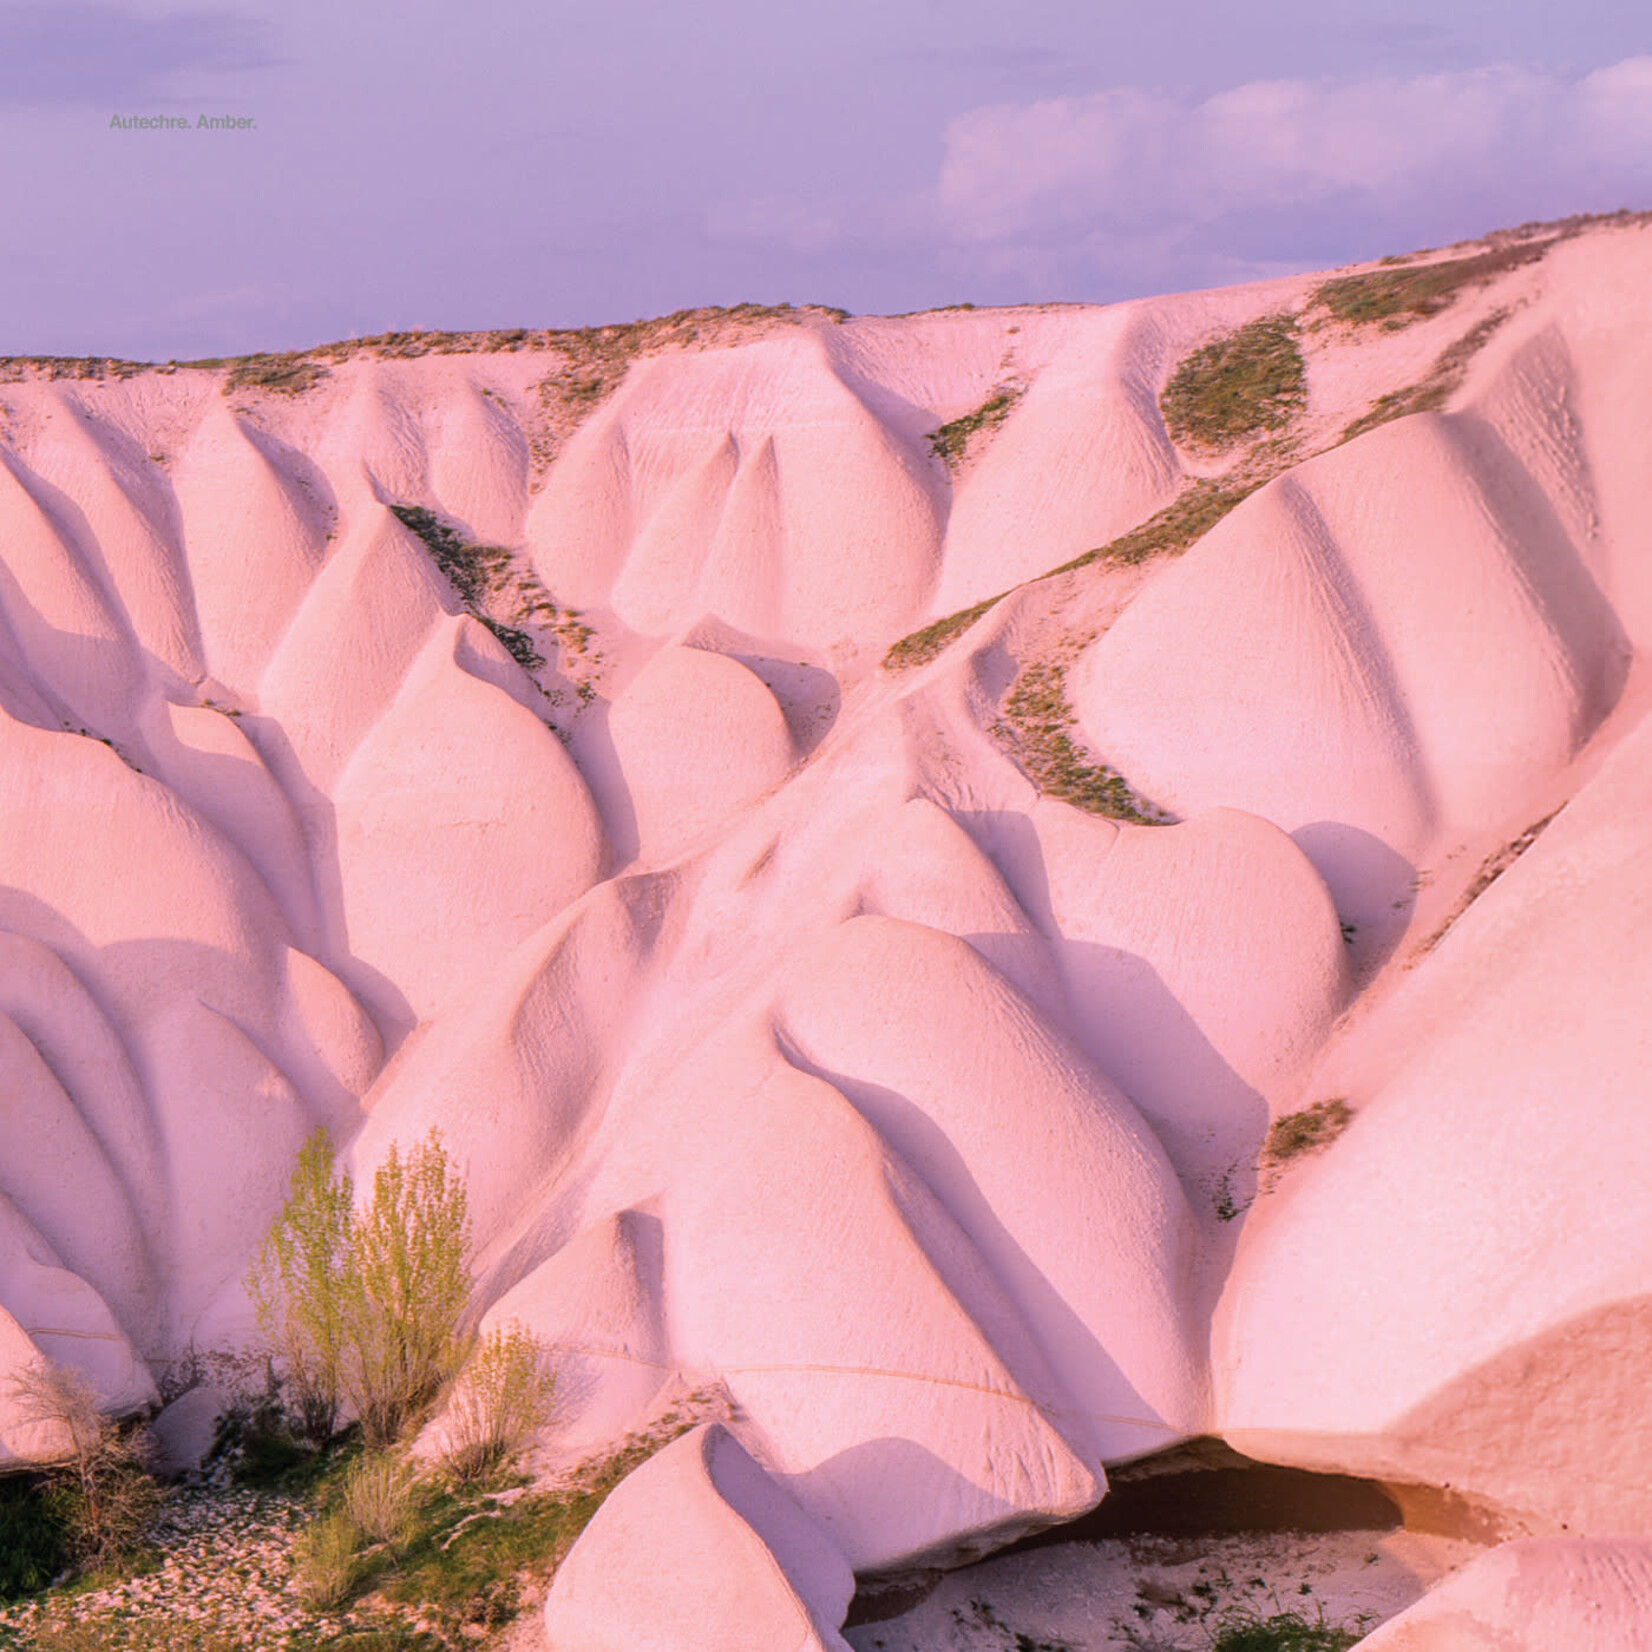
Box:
left=1353, top=1538, right=1652, bottom=1650
left=2, top=215, right=1650, bottom=1646
left=542, top=1423, right=856, bottom=1652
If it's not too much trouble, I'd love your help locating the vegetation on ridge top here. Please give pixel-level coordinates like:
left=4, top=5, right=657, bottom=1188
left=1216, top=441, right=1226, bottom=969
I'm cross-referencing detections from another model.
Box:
left=1210, top=1609, right=1365, bottom=1651
left=1311, top=238, right=1552, bottom=329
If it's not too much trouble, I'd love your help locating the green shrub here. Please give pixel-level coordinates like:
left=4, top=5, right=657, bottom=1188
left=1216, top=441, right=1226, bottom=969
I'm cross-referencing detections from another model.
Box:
left=340, top=1134, right=473, bottom=1449
left=0, top=1474, right=70, bottom=1598
left=1160, top=315, right=1306, bottom=450
left=249, top=1129, right=474, bottom=1454
left=248, top=1131, right=351, bottom=1447
left=440, top=1324, right=556, bottom=1485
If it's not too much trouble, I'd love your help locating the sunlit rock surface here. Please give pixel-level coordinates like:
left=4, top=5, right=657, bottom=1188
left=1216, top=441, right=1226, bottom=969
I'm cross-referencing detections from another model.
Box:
left=3, top=216, right=1651, bottom=1645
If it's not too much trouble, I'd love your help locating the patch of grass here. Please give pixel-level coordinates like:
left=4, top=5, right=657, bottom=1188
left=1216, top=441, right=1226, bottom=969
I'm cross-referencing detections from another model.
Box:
left=387, top=507, right=496, bottom=607
left=0, top=1476, right=71, bottom=1600
left=1050, top=477, right=1264, bottom=577
left=1210, top=1609, right=1364, bottom=1651
left=222, top=354, right=330, bottom=395
left=16, top=1618, right=247, bottom=1652
left=1312, top=240, right=1551, bottom=329
left=1340, top=309, right=1511, bottom=443
left=1160, top=315, right=1306, bottom=450
left=387, top=506, right=550, bottom=672
left=998, top=661, right=1171, bottom=824
left=0, top=357, right=150, bottom=384
left=926, top=386, right=1023, bottom=472
left=881, top=475, right=1279, bottom=675
left=882, top=595, right=1004, bottom=671
left=308, top=1419, right=699, bottom=1646
left=292, top=1508, right=366, bottom=1611
left=1263, top=1100, right=1352, bottom=1167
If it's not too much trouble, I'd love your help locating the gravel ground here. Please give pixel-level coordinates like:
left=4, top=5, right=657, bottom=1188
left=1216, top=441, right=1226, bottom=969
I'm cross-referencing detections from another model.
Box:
left=0, top=1485, right=415, bottom=1650
left=844, top=1527, right=1485, bottom=1652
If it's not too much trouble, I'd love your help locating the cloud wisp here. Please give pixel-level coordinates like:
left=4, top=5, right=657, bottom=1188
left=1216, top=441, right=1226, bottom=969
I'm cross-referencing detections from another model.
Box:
left=933, top=58, right=1652, bottom=280
left=0, top=3, right=278, bottom=106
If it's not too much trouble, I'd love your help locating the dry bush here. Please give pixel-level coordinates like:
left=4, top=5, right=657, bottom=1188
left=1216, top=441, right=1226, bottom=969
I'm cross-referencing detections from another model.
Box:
left=1264, top=1099, right=1353, bottom=1166
left=342, top=1451, right=420, bottom=1553
left=290, top=1506, right=364, bottom=1609
left=2, top=1359, right=158, bottom=1573
left=441, top=1323, right=556, bottom=1484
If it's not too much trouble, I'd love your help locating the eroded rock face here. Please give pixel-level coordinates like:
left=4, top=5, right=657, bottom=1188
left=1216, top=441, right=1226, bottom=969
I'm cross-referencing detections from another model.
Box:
left=2, top=224, right=1651, bottom=1644
left=1214, top=704, right=1652, bottom=1538
left=542, top=1424, right=856, bottom=1652
left=1352, top=1538, right=1652, bottom=1651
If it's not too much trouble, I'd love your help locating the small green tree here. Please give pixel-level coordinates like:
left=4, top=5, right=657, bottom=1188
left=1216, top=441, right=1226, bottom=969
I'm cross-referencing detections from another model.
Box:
left=248, top=1130, right=350, bottom=1446
left=338, top=1132, right=473, bottom=1448
left=249, top=1128, right=473, bottom=1451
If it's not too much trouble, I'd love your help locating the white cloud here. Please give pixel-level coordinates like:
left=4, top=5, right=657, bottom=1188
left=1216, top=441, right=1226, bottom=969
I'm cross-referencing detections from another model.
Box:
left=935, top=59, right=1652, bottom=255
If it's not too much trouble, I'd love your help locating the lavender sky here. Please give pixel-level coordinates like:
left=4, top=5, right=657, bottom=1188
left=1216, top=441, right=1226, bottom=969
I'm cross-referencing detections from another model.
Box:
left=2, top=0, right=1650, bottom=358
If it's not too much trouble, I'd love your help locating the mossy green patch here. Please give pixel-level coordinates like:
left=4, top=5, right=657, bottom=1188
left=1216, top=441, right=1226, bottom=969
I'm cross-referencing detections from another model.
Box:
left=999, top=662, right=1171, bottom=824
left=1263, top=1100, right=1352, bottom=1166
left=1051, top=477, right=1264, bottom=577
left=882, top=595, right=1004, bottom=671
left=1312, top=240, right=1550, bottom=330
left=1160, top=316, right=1306, bottom=451
left=926, top=387, right=1022, bottom=471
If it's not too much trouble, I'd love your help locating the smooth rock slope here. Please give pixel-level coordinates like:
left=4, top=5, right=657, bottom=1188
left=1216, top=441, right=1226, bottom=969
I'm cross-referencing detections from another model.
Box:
left=1, top=212, right=1650, bottom=1648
